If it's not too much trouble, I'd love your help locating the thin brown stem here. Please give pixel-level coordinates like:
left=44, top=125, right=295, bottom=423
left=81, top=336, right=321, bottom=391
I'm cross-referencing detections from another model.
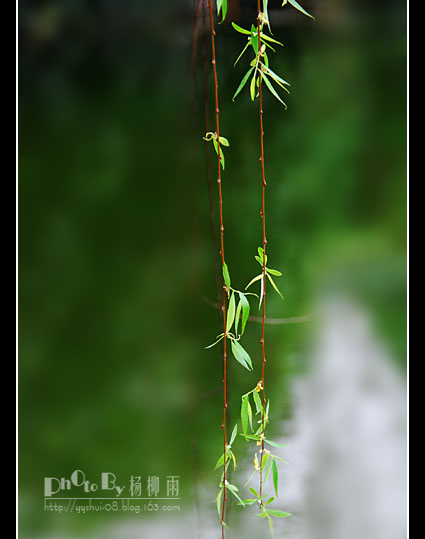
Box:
left=207, top=1, right=228, bottom=535
left=257, top=0, right=267, bottom=506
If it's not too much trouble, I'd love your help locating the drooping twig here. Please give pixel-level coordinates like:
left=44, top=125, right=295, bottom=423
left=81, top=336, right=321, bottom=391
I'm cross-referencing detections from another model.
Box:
left=256, top=0, right=268, bottom=505
left=206, top=1, right=228, bottom=534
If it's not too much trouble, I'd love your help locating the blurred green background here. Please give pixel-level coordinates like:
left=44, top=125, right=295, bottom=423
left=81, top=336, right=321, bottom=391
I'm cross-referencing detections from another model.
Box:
left=18, top=0, right=406, bottom=537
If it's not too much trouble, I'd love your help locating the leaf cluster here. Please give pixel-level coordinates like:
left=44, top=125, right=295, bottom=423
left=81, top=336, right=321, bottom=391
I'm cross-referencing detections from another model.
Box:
left=203, top=132, right=229, bottom=170
left=246, top=247, right=284, bottom=305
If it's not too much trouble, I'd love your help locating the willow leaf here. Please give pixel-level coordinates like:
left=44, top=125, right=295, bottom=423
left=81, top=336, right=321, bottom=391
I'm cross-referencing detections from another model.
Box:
left=267, top=268, right=282, bottom=276
left=262, top=73, right=287, bottom=108
left=216, top=488, right=223, bottom=517
left=229, top=424, right=238, bottom=446
left=246, top=273, right=262, bottom=290
left=217, top=0, right=228, bottom=22
left=272, top=458, right=279, bottom=497
left=241, top=395, right=249, bottom=436
left=233, top=66, right=254, bottom=101
left=285, top=0, right=315, bottom=19
left=234, top=41, right=250, bottom=67
left=231, top=22, right=251, bottom=35
left=226, top=292, right=236, bottom=332
left=222, top=263, right=231, bottom=288
left=266, top=272, right=284, bottom=299
left=231, top=340, right=253, bottom=370
left=235, top=298, right=242, bottom=336
left=205, top=335, right=224, bottom=349
left=239, top=292, right=250, bottom=335
left=268, top=509, right=292, bottom=517
left=250, top=71, right=257, bottom=100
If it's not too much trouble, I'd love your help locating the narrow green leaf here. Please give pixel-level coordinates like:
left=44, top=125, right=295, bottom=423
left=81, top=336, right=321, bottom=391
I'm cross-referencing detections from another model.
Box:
left=258, top=246, right=263, bottom=262
left=266, top=268, right=282, bottom=276
left=231, top=340, right=253, bottom=370
left=247, top=398, right=253, bottom=432
left=272, top=458, right=279, bottom=497
left=267, top=509, right=292, bottom=517
left=216, top=488, right=223, bottom=518
left=232, top=66, right=254, bottom=101
left=216, top=0, right=227, bottom=22
left=242, top=434, right=261, bottom=441
left=231, top=22, right=251, bottom=35
left=214, top=452, right=227, bottom=470
left=219, top=150, right=225, bottom=169
left=239, top=292, right=250, bottom=335
left=222, top=263, right=231, bottom=288
left=230, top=449, right=237, bottom=469
left=261, top=68, right=291, bottom=94
left=258, top=247, right=267, bottom=264
left=267, top=514, right=275, bottom=538
left=262, top=64, right=291, bottom=88
left=205, top=335, right=224, bottom=349
left=266, top=272, right=284, bottom=299
left=249, top=487, right=258, bottom=497
left=263, top=0, right=271, bottom=32
left=259, top=274, right=264, bottom=308
left=229, top=424, right=238, bottom=446
left=285, top=0, right=315, bottom=19
left=250, top=71, right=257, bottom=101
left=241, top=395, right=249, bottom=436
left=264, top=455, right=273, bottom=483
left=221, top=0, right=228, bottom=22
left=245, top=273, right=262, bottom=290
left=264, top=439, right=287, bottom=448
left=251, top=25, right=259, bottom=53
left=219, top=136, right=230, bottom=146
left=262, top=73, right=287, bottom=108
left=217, top=0, right=223, bottom=16
left=263, top=40, right=276, bottom=53
left=260, top=33, right=284, bottom=46
left=226, top=293, right=236, bottom=332
left=235, top=299, right=242, bottom=336
left=204, top=337, right=223, bottom=350
left=253, top=390, right=263, bottom=414
left=228, top=486, right=245, bottom=505
left=265, top=496, right=275, bottom=505
left=234, top=41, right=250, bottom=67
left=239, top=498, right=257, bottom=505
left=213, top=138, right=225, bottom=169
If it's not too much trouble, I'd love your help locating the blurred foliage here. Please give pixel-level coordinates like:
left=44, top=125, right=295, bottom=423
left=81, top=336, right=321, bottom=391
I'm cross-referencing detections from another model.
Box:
left=19, top=0, right=406, bottom=535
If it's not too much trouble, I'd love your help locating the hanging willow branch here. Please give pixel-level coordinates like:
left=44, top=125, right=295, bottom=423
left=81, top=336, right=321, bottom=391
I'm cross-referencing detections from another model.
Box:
left=256, top=0, right=268, bottom=514
left=206, top=0, right=228, bottom=532
left=203, top=2, right=260, bottom=534
left=232, top=1, right=314, bottom=536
